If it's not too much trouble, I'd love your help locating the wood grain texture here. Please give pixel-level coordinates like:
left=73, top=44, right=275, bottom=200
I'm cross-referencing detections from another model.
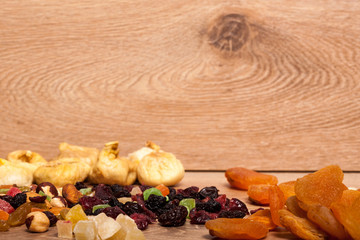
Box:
left=1, top=171, right=359, bottom=240
left=0, top=0, right=360, bottom=170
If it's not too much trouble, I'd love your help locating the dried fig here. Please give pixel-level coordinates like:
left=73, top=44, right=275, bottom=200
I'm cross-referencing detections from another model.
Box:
left=0, top=158, right=33, bottom=186
left=56, top=142, right=99, bottom=169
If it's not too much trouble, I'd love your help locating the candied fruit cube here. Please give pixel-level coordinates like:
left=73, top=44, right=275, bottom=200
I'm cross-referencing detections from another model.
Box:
left=74, top=220, right=97, bottom=240
left=116, top=214, right=145, bottom=240
left=94, top=213, right=121, bottom=240
left=65, top=204, right=88, bottom=230
left=56, top=220, right=73, bottom=239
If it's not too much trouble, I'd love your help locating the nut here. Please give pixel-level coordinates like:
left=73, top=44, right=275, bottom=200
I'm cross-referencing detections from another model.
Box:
left=36, top=182, right=58, bottom=198
left=62, top=184, right=82, bottom=204
left=25, top=212, right=50, bottom=232
left=50, top=196, right=68, bottom=208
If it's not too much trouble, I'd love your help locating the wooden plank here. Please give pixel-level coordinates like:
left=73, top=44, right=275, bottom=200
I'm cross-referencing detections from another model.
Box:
left=0, top=1, right=359, bottom=170
left=1, top=171, right=359, bottom=239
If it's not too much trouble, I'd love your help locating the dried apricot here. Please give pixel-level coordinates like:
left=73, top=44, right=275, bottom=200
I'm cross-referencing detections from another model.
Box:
left=269, top=185, right=285, bottom=226
left=247, top=184, right=271, bottom=205
left=278, top=181, right=296, bottom=200
left=294, top=165, right=347, bottom=208
left=225, top=167, right=278, bottom=190
left=285, top=196, right=307, bottom=218
left=247, top=209, right=276, bottom=230
left=205, top=218, right=268, bottom=239
left=0, top=210, right=9, bottom=221
left=330, top=190, right=360, bottom=240
left=307, top=203, right=346, bottom=240
left=279, top=209, right=326, bottom=240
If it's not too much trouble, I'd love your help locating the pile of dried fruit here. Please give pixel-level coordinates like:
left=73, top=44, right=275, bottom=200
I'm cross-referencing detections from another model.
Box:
left=204, top=165, right=360, bottom=240
left=0, top=180, right=253, bottom=239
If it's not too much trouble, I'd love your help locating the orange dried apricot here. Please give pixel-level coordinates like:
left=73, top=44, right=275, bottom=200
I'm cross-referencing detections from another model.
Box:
left=285, top=196, right=307, bottom=218
left=269, top=185, right=285, bottom=227
left=294, top=165, right=347, bottom=208
left=330, top=190, right=360, bottom=240
left=307, top=203, right=346, bottom=240
left=278, top=181, right=296, bottom=201
left=205, top=218, right=268, bottom=240
left=247, top=184, right=271, bottom=205
left=279, top=209, right=326, bottom=240
left=155, top=184, right=170, bottom=197
left=225, top=167, right=278, bottom=190
left=247, top=209, right=276, bottom=230
left=0, top=210, right=9, bottom=221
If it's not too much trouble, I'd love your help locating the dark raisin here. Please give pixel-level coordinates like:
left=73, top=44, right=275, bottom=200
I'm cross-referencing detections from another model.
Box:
left=93, top=208, right=105, bottom=215
left=196, top=198, right=221, bottom=213
left=106, top=197, right=123, bottom=208
left=79, top=196, right=105, bottom=211
left=167, top=187, right=177, bottom=201
left=189, top=209, right=218, bottom=224
left=110, top=184, right=131, bottom=198
left=155, top=199, right=180, bottom=216
left=172, top=194, right=185, bottom=201
left=9, top=193, right=27, bottom=209
left=228, top=198, right=249, bottom=215
left=130, top=213, right=153, bottom=230
left=43, top=211, right=58, bottom=226
left=74, top=182, right=88, bottom=190
left=218, top=210, right=246, bottom=218
left=102, top=206, right=125, bottom=219
left=139, top=185, right=152, bottom=192
left=145, top=195, right=167, bottom=212
left=0, top=195, right=12, bottom=204
left=198, top=186, right=219, bottom=199
left=121, top=202, right=144, bottom=216
left=158, top=205, right=188, bottom=227
left=94, top=184, right=114, bottom=200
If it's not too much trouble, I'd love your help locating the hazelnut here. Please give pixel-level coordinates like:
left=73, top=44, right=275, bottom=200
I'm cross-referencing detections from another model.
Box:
left=36, top=182, right=58, bottom=198
left=25, top=212, right=50, bottom=232
left=62, top=184, right=82, bottom=204
left=50, top=196, right=68, bottom=208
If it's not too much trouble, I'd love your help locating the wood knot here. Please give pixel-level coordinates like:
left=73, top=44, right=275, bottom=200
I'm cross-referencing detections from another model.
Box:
left=208, top=14, right=249, bottom=52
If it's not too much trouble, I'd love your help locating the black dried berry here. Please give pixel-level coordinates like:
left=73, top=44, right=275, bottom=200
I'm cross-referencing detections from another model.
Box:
left=218, top=210, right=246, bottom=218
left=94, top=184, right=114, bottom=200
left=43, top=211, right=58, bottom=226
left=145, top=195, right=167, bottom=212
left=121, top=202, right=144, bottom=216
left=177, top=186, right=199, bottom=198
left=107, top=196, right=123, bottom=208
left=198, top=186, right=219, bottom=199
left=228, top=198, right=249, bottom=215
left=155, top=199, right=180, bottom=216
left=111, top=184, right=131, bottom=198
left=74, top=182, right=88, bottom=190
left=196, top=199, right=221, bottom=213
left=167, top=187, right=177, bottom=201
left=10, top=193, right=27, bottom=209
left=158, top=205, right=188, bottom=227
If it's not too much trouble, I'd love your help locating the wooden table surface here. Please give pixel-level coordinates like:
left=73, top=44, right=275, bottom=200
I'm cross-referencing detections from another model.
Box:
left=1, top=171, right=359, bottom=240
left=1, top=0, right=360, bottom=171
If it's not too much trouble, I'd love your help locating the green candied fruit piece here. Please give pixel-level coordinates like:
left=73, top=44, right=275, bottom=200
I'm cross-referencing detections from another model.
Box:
left=143, top=188, right=163, bottom=201
left=0, top=189, right=9, bottom=194
left=38, top=191, right=52, bottom=202
left=179, top=198, right=196, bottom=217
left=79, top=187, right=92, bottom=196
left=92, top=204, right=111, bottom=213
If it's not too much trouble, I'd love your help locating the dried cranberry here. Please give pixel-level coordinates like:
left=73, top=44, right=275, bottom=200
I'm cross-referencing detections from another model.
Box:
left=158, top=205, right=188, bottom=227
left=218, top=210, right=246, bottom=218
left=110, top=184, right=131, bottom=198
left=130, top=213, right=153, bottom=230
left=177, top=186, right=199, bottom=198
left=214, top=195, right=228, bottom=210
left=94, top=184, right=114, bottom=200
left=121, top=202, right=144, bottom=216
left=189, top=209, right=218, bottom=224
left=228, top=198, right=249, bottom=215
left=132, top=194, right=145, bottom=208
left=79, top=196, right=104, bottom=210
left=29, top=196, right=46, bottom=203
left=198, top=186, right=219, bottom=199
left=74, top=182, right=88, bottom=190
left=43, top=211, right=58, bottom=226
left=102, top=206, right=125, bottom=219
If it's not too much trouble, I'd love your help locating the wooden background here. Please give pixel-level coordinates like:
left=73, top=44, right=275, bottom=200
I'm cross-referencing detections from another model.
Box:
left=0, top=0, right=359, bottom=171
